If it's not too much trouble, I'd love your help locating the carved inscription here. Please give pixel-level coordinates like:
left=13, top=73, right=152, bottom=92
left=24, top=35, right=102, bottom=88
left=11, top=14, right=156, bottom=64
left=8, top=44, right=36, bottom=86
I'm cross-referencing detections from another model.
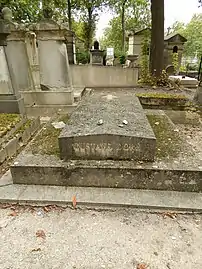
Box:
left=92, top=55, right=102, bottom=64
left=73, top=142, right=140, bottom=157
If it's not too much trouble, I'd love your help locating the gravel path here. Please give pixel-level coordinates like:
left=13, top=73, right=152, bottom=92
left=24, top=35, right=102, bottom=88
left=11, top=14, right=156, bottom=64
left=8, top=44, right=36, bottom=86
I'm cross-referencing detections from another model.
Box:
left=0, top=206, right=201, bottom=269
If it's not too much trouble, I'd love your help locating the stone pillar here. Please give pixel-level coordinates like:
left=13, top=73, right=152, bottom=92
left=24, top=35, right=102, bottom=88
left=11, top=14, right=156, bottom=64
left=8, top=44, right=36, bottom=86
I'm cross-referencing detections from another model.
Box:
left=32, top=18, right=73, bottom=104
left=24, top=31, right=41, bottom=89
left=194, top=84, right=202, bottom=107
left=0, top=8, right=25, bottom=114
left=5, top=23, right=34, bottom=92
left=64, top=30, right=75, bottom=65
left=128, top=34, right=135, bottom=55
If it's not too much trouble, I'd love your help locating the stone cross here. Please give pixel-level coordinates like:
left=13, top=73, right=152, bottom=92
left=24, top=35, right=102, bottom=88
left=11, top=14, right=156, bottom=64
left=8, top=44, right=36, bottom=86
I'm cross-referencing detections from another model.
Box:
left=167, top=27, right=171, bottom=35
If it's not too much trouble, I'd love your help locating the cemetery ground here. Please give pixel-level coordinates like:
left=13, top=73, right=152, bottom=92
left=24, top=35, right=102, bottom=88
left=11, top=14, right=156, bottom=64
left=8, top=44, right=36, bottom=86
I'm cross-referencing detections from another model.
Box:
left=0, top=205, right=201, bottom=269
left=0, top=87, right=201, bottom=269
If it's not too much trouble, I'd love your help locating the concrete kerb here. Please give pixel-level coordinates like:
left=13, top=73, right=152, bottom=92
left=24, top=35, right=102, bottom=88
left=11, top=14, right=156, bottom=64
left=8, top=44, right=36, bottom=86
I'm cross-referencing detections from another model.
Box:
left=10, top=153, right=202, bottom=192
left=0, top=117, right=27, bottom=146
left=0, top=117, right=40, bottom=164
left=0, top=173, right=201, bottom=212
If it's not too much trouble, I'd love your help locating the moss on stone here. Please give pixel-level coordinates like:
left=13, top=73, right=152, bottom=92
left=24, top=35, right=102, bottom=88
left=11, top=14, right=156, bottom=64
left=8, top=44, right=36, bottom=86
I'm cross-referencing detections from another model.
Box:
left=31, top=125, right=61, bottom=156
left=30, top=115, right=69, bottom=156
left=0, top=114, right=21, bottom=138
left=14, top=119, right=33, bottom=136
left=136, top=92, right=187, bottom=99
left=147, top=115, right=183, bottom=159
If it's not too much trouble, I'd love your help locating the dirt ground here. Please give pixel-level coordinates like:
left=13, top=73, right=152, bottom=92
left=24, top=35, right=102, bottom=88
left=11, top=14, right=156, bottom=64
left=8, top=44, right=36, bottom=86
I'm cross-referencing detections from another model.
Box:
left=0, top=206, right=201, bottom=269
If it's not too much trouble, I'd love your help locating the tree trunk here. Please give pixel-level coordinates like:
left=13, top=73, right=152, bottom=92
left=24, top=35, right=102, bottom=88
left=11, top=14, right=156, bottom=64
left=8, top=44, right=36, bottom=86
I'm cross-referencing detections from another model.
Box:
left=150, top=0, right=164, bottom=76
left=121, top=0, right=127, bottom=52
left=67, top=0, right=72, bottom=30
left=87, top=7, right=93, bottom=50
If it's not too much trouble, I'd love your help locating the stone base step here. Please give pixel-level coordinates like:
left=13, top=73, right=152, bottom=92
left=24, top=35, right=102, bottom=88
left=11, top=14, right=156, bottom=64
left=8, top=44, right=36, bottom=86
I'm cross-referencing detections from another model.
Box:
left=0, top=172, right=201, bottom=212
left=10, top=154, right=202, bottom=192
left=0, top=96, right=25, bottom=114
left=25, top=104, right=78, bottom=117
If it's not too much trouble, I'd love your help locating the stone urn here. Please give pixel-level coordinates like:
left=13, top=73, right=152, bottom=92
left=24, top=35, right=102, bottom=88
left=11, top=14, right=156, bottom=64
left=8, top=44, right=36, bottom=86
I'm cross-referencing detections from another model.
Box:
left=127, top=54, right=138, bottom=68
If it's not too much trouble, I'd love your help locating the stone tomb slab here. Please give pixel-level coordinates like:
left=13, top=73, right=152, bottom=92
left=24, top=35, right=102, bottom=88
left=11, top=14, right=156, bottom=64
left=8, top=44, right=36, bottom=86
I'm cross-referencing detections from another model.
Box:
left=59, top=90, right=156, bottom=161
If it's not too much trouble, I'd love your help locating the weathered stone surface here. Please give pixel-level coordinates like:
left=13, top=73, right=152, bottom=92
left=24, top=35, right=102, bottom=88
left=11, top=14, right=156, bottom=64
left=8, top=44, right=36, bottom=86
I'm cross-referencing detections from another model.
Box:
left=11, top=154, right=202, bottom=192
left=0, top=177, right=202, bottom=211
left=59, top=90, right=156, bottom=161
left=0, top=95, right=25, bottom=114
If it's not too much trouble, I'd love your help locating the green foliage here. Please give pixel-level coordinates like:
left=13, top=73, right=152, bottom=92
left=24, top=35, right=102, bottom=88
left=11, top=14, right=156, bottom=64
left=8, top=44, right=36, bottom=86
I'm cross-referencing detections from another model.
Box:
left=172, top=53, right=179, bottom=74
left=119, top=54, right=126, bottom=64
left=169, top=14, right=202, bottom=59
left=100, top=0, right=151, bottom=54
left=139, top=69, right=180, bottom=88
left=78, top=0, right=108, bottom=49
left=76, top=51, right=90, bottom=64
left=140, top=30, right=150, bottom=83
left=73, top=18, right=96, bottom=50
left=0, top=0, right=42, bottom=22
left=186, top=63, right=198, bottom=71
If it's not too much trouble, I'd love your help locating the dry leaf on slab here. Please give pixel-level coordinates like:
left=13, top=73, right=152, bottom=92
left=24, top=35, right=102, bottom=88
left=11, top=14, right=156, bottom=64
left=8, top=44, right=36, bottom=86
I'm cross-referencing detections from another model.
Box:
left=162, top=212, right=177, bottom=219
left=36, top=230, right=46, bottom=239
left=31, top=248, right=41, bottom=252
left=8, top=211, right=18, bottom=217
left=72, top=195, right=77, bottom=208
left=137, top=263, right=148, bottom=269
left=43, top=206, right=50, bottom=213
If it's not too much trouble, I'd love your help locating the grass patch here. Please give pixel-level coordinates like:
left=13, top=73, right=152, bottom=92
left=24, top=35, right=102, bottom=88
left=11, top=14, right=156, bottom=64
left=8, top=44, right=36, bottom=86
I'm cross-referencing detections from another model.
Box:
left=0, top=114, right=21, bottom=138
left=31, top=115, right=69, bottom=156
left=147, top=115, right=183, bottom=159
left=136, top=92, right=187, bottom=99
left=14, top=119, right=33, bottom=136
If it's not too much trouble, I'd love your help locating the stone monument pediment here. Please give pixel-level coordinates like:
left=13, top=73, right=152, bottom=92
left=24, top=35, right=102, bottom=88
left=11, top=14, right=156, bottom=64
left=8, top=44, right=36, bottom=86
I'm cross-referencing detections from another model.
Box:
left=164, top=33, right=187, bottom=44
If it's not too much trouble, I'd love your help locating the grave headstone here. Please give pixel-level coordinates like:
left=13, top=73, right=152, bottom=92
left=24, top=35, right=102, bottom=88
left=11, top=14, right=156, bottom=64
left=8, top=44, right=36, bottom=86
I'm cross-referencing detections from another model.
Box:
left=5, top=22, right=34, bottom=92
left=59, top=90, right=156, bottom=161
left=106, top=47, right=114, bottom=66
left=90, top=40, right=104, bottom=66
left=0, top=8, right=25, bottom=114
left=30, top=16, right=73, bottom=101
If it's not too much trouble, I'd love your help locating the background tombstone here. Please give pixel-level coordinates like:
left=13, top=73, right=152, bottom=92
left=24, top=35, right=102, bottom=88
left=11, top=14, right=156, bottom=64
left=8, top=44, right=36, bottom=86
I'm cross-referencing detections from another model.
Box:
left=4, top=9, right=34, bottom=93
left=31, top=15, right=73, bottom=105
left=0, top=7, right=25, bottom=114
left=128, top=29, right=150, bottom=67
left=164, top=33, right=187, bottom=69
left=106, top=47, right=114, bottom=66
left=90, top=40, right=104, bottom=66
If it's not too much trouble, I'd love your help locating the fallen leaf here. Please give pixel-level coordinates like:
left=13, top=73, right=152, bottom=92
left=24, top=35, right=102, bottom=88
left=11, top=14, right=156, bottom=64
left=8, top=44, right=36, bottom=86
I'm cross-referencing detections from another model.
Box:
left=137, top=263, right=148, bottom=269
left=8, top=211, right=18, bottom=217
left=72, top=195, right=77, bottom=208
left=31, top=248, right=41, bottom=252
left=36, top=230, right=46, bottom=239
left=162, top=212, right=177, bottom=219
left=44, top=206, right=50, bottom=212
